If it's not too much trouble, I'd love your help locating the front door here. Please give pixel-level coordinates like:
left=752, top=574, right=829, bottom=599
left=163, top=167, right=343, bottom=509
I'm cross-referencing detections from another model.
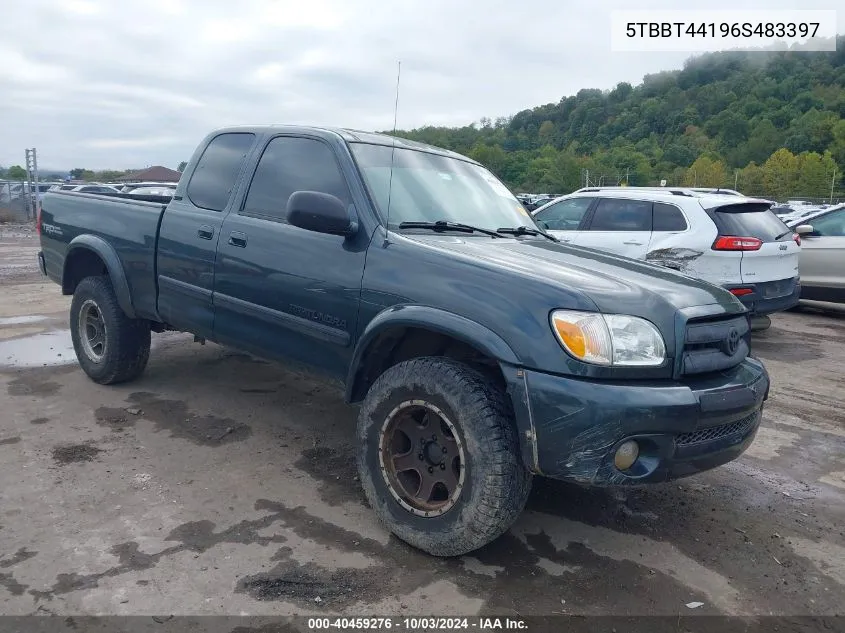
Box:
left=798, top=208, right=845, bottom=300
left=212, top=135, right=370, bottom=378
left=532, top=197, right=593, bottom=243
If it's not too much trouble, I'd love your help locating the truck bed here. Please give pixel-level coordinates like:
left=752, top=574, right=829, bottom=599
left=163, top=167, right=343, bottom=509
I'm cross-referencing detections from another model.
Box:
left=40, top=191, right=168, bottom=321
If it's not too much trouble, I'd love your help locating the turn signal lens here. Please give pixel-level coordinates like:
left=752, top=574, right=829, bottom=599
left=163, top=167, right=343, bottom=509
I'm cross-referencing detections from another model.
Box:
left=550, top=310, right=666, bottom=367
left=550, top=311, right=612, bottom=366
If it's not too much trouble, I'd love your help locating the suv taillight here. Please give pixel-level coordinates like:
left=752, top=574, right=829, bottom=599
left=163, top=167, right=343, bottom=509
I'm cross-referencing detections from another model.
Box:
left=712, top=236, right=762, bottom=251
left=793, top=233, right=801, bottom=246
left=36, top=203, right=42, bottom=236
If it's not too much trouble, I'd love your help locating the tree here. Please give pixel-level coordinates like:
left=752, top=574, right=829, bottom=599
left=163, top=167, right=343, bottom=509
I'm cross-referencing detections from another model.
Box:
left=738, top=162, right=765, bottom=196
left=762, top=148, right=799, bottom=200
left=538, top=121, right=555, bottom=140
left=6, top=165, right=26, bottom=180
left=177, top=161, right=187, bottom=172
left=795, top=151, right=837, bottom=198
left=684, top=156, right=728, bottom=187
left=383, top=38, right=845, bottom=192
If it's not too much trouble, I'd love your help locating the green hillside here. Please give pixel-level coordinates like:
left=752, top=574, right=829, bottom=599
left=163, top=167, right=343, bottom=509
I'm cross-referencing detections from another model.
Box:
left=392, top=37, right=845, bottom=200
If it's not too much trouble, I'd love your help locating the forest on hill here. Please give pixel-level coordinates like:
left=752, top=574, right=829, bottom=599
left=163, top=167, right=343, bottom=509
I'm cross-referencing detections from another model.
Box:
left=392, top=37, right=845, bottom=200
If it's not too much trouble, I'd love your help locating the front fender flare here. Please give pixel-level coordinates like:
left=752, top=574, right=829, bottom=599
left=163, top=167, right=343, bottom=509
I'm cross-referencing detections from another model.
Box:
left=64, top=234, right=136, bottom=319
left=345, top=304, right=520, bottom=403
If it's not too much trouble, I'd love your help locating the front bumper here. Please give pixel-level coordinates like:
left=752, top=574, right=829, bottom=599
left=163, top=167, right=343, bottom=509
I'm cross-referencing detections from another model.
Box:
left=726, top=277, right=800, bottom=315
left=505, top=357, right=768, bottom=486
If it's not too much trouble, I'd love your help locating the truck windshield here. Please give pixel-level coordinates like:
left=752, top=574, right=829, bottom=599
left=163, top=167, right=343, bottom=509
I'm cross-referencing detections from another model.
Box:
left=350, top=142, right=537, bottom=233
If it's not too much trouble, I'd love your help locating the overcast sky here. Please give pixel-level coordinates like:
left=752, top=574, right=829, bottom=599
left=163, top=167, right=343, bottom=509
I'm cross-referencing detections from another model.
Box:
left=1, top=0, right=842, bottom=171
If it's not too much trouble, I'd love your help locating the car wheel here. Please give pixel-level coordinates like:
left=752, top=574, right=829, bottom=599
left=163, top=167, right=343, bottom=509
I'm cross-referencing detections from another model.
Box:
left=70, top=276, right=151, bottom=384
left=357, top=357, right=532, bottom=556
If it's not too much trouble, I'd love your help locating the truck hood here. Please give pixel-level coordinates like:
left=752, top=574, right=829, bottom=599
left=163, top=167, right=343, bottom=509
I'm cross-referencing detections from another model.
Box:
left=405, top=233, right=744, bottom=316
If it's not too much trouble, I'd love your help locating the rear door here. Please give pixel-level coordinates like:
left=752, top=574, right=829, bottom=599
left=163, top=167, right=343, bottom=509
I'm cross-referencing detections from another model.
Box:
left=572, top=197, right=652, bottom=259
left=707, top=202, right=799, bottom=287
left=798, top=209, right=845, bottom=297
left=156, top=132, right=256, bottom=338
left=532, top=197, right=593, bottom=243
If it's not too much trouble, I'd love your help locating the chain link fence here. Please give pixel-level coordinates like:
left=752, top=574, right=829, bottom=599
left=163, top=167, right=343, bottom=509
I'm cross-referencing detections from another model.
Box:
left=0, top=181, right=39, bottom=222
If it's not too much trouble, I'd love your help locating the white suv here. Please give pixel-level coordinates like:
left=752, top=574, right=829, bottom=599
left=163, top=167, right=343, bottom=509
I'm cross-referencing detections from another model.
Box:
left=532, top=187, right=801, bottom=316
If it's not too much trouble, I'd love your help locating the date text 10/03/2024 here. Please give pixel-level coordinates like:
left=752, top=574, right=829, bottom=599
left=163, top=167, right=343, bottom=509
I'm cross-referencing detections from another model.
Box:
left=307, top=617, right=528, bottom=630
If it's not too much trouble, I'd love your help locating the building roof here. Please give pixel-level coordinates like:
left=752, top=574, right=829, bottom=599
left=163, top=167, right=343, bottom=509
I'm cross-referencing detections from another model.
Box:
left=116, top=166, right=182, bottom=182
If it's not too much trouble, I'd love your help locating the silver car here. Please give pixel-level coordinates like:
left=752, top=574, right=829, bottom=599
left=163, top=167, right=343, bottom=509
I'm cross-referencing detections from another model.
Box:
left=788, top=204, right=845, bottom=303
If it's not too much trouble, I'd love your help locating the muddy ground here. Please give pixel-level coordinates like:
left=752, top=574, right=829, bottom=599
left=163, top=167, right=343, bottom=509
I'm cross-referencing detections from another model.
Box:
left=0, top=223, right=843, bottom=619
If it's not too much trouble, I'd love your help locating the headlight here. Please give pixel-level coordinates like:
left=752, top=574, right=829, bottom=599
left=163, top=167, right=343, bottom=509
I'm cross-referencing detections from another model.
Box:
left=550, top=310, right=666, bottom=367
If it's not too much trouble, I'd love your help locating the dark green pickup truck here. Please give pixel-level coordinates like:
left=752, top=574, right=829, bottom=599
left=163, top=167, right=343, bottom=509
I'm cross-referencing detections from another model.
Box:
left=38, top=126, right=769, bottom=556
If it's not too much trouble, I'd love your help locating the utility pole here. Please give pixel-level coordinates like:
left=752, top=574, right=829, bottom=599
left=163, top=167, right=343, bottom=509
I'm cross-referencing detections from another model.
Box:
left=734, top=170, right=739, bottom=190
left=832, top=168, right=837, bottom=204
left=25, top=148, right=39, bottom=220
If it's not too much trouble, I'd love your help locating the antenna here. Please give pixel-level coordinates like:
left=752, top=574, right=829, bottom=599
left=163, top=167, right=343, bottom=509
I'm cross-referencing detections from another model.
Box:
left=383, top=61, right=401, bottom=247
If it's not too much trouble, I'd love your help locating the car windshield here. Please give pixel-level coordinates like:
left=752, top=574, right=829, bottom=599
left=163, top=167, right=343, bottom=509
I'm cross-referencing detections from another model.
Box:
left=350, top=143, right=537, bottom=232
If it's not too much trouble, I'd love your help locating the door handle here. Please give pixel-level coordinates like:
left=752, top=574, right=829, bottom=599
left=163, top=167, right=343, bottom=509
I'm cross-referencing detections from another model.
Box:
left=228, top=231, right=247, bottom=248
left=623, top=241, right=643, bottom=245
left=197, top=225, right=214, bottom=240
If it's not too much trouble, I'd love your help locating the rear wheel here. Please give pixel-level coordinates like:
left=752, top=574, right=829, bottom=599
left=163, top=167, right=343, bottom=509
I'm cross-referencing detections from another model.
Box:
left=70, top=276, right=151, bottom=384
left=357, top=357, right=532, bottom=556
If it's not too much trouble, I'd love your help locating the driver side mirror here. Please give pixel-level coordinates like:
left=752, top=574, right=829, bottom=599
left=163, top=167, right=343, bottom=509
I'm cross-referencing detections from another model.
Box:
left=287, top=191, right=356, bottom=236
left=795, top=224, right=816, bottom=237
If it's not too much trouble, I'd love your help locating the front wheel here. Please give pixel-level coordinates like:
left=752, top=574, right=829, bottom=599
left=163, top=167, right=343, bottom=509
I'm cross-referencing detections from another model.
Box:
left=356, top=357, right=532, bottom=556
left=70, top=276, right=151, bottom=385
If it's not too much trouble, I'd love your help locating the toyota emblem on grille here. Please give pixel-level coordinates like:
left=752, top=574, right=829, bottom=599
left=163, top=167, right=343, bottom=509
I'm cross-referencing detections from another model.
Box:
left=723, top=328, right=740, bottom=355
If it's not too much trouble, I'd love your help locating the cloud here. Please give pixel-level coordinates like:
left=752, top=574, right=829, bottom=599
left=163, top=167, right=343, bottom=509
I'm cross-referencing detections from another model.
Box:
left=1, top=0, right=842, bottom=170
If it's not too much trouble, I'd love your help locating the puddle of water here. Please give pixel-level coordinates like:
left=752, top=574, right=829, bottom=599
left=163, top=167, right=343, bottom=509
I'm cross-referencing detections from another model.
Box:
left=0, top=315, right=49, bottom=326
left=0, top=330, right=77, bottom=367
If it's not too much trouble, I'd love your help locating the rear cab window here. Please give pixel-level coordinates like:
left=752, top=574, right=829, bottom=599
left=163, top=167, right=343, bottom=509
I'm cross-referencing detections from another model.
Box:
left=187, top=133, right=256, bottom=211
left=706, top=203, right=790, bottom=242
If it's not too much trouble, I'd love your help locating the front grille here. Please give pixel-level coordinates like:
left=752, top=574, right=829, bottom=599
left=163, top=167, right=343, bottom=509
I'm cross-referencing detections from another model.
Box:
left=681, top=314, right=749, bottom=376
left=676, top=411, right=759, bottom=446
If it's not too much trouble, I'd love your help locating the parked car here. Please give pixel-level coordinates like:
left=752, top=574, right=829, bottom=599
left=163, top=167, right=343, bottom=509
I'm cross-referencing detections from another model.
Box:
left=67, top=184, right=121, bottom=194
left=38, top=126, right=768, bottom=556
left=118, top=182, right=178, bottom=193
left=532, top=186, right=800, bottom=317
left=126, top=186, right=175, bottom=198
left=689, top=187, right=744, bottom=196
left=786, top=204, right=845, bottom=303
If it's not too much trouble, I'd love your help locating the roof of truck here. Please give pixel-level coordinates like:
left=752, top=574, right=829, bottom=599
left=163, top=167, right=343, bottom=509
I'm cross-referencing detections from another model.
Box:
left=212, top=125, right=478, bottom=164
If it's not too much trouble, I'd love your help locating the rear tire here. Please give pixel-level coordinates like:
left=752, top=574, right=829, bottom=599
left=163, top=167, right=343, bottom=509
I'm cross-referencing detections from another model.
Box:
left=70, top=276, right=151, bottom=385
left=357, top=357, right=532, bottom=557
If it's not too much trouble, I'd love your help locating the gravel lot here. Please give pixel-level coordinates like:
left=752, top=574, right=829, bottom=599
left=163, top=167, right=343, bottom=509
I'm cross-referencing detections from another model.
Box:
left=1, top=223, right=843, bottom=619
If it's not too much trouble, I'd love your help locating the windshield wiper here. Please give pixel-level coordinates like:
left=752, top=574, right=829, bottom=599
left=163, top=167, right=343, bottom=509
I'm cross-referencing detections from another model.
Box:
left=497, top=226, right=559, bottom=242
left=398, top=220, right=505, bottom=238
left=775, top=229, right=793, bottom=240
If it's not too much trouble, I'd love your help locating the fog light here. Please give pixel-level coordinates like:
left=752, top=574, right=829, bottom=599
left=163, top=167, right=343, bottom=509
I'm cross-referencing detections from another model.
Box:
left=614, top=440, right=639, bottom=471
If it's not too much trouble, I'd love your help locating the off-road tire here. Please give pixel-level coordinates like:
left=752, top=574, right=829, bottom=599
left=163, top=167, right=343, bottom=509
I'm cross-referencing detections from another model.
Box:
left=70, top=276, right=151, bottom=385
left=357, top=357, right=532, bottom=556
